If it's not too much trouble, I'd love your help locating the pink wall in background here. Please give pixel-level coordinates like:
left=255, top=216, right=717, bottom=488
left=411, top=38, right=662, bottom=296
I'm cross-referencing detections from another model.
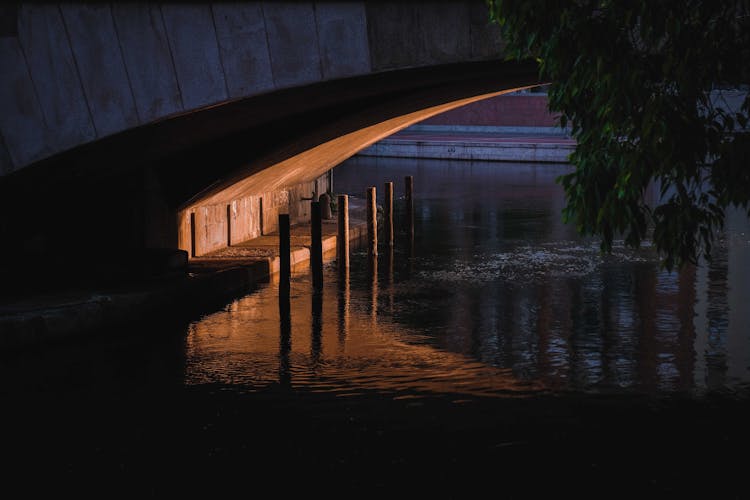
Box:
left=422, top=95, right=559, bottom=127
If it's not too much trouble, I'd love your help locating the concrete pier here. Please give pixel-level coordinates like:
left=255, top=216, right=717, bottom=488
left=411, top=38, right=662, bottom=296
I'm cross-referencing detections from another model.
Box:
left=190, top=208, right=367, bottom=277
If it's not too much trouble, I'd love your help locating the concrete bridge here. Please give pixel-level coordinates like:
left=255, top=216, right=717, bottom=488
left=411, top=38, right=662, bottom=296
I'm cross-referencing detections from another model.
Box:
left=0, top=2, right=539, bottom=287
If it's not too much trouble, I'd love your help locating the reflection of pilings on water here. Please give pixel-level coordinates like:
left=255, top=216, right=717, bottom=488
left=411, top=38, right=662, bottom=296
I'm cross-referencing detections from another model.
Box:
left=676, top=263, right=697, bottom=391
left=369, top=251, right=378, bottom=323
left=405, top=175, right=414, bottom=240
left=337, top=267, right=350, bottom=351
left=407, top=229, right=415, bottom=272
left=337, top=194, right=349, bottom=273
left=692, top=258, right=710, bottom=388
left=278, top=213, right=292, bottom=387
left=705, top=243, right=730, bottom=390
left=384, top=245, right=395, bottom=315
left=279, top=213, right=291, bottom=299
left=279, top=285, right=292, bottom=389
left=337, top=193, right=350, bottom=351
left=404, top=176, right=415, bottom=274
left=634, top=267, right=658, bottom=391
left=367, top=186, right=377, bottom=258
left=311, top=200, right=323, bottom=289
left=311, top=287, right=323, bottom=369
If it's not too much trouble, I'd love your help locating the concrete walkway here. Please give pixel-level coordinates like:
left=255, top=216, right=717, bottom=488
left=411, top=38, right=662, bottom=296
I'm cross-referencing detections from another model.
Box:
left=0, top=213, right=366, bottom=354
left=359, top=129, right=576, bottom=163
left=190, top=216, right=367, bottom=277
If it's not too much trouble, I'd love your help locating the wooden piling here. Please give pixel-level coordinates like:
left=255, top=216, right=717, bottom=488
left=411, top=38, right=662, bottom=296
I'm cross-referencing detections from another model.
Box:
left=311, top=200, right=323, bottom=289
left=279, top=213, right=291, bottom=296
left=405, top=175, right=414, bottom=239
left=367, top=186, right=378, bottom=257
left=320, top=192, right=332, bottom=219
left=226, top=204, right=232, bottom=247
left=190, top=212, right=197, bottom=258
left=337, top=194, right=349, bottom=271
left=384, top=181, right=394, bottom=246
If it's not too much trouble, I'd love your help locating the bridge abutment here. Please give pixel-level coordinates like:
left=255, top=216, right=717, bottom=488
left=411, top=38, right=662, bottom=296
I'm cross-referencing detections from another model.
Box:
left=178, top=173, right=331, bottom=258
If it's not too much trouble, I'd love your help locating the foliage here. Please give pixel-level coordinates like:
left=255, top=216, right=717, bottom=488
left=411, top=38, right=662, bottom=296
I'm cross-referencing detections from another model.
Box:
left=488, top=0, right=750, bottom=269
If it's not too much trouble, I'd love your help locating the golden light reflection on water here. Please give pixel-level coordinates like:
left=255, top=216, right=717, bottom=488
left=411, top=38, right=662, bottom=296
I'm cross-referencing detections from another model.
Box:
left=184, top=158, right=750, bottom=398
left=184, top=266, right=544, bottom=398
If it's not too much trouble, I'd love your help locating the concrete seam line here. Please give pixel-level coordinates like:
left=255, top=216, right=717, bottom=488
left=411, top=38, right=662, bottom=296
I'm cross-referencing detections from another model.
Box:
left=58, top=4, right=98, bottom=137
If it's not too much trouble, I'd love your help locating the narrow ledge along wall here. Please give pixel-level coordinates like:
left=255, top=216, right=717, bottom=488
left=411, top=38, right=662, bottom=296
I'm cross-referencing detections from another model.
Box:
left=178, top=173, right=330, bottom=258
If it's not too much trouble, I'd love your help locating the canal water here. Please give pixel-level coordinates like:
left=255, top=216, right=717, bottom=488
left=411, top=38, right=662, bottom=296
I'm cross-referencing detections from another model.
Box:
left=4, top=156, right=750, bottom=495
left=184, top=156, right=750, bottom=398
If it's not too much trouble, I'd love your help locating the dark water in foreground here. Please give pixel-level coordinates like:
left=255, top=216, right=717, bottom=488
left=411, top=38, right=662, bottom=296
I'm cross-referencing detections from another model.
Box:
left=3, top=157, right=750, bottom=495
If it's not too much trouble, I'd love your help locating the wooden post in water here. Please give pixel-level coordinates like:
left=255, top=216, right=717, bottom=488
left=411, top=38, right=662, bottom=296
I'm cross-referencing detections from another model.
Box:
left=405, top=175, right=414, bottom=240
left=189, top=212, right=197, bottom=258
left=384, top=181, right=394, bottom=246
left=279, top=213, right=291, bottom=297
left=311, top=200, right=323, bottom=289
left=226, top=204, right=232, bottom=247
left=366, top=186, right=378, bottom=257
left=337, top=194, right=349, bottom=271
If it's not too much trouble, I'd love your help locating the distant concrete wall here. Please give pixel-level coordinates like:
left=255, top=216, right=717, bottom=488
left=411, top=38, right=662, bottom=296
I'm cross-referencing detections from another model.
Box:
left=358, top=137, right=574, bottom=163
left=178, top=173, right=330, bottom=258
left=0, top=1, right=503, bottom=173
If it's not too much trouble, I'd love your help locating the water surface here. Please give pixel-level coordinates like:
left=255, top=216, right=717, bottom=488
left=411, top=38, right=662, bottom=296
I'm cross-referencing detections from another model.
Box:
left=183, top=156, right=750, bottom=398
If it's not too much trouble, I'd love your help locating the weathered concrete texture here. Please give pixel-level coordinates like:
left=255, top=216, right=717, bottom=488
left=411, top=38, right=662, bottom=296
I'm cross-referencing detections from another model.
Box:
left=261, top=189, right=292, bottom=236
left=314, top=3, right=371, bottom=79
left=467, top=1, right=505, bottom=59
left=417, top=3, right=472, bottom=64
left=366, top=1, right=479, bottom=70
left=2, top=1, right=510, bottom=173
left=196, top=205, right=228, bottom=257
left=161, top=4, right=227, bottom=109
left=15, top=5, right=95, bottom=155
left=0, top=36, right=49, bottom=167
left=229, top=197, right=260, bottom=246
left=60, top=5, right=139, bottom=135
left=211, top=3, right=274, bottom=98
left=111, top=4, right=183, bottom=122
left=262, top=2, right=322, bottom=88
left=179, top=175, right=328, bottom=258
left=191, top=210, right=368, bottom=279
left=365, top=2, right=422, bottom=70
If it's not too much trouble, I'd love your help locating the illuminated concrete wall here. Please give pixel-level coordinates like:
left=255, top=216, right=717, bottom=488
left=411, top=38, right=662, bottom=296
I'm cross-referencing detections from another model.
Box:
left=178, top=174, right=330, bottom=258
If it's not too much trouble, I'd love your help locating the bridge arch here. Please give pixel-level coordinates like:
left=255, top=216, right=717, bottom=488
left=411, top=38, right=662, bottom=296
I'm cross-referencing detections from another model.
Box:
left=0, top=2, right=540, bottom=284
left=1, top=1, right=510, bottom=173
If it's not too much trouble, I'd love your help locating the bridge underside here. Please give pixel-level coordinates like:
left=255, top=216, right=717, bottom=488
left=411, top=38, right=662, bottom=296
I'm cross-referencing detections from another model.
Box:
left=0, top=60, right=539, bottom=292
